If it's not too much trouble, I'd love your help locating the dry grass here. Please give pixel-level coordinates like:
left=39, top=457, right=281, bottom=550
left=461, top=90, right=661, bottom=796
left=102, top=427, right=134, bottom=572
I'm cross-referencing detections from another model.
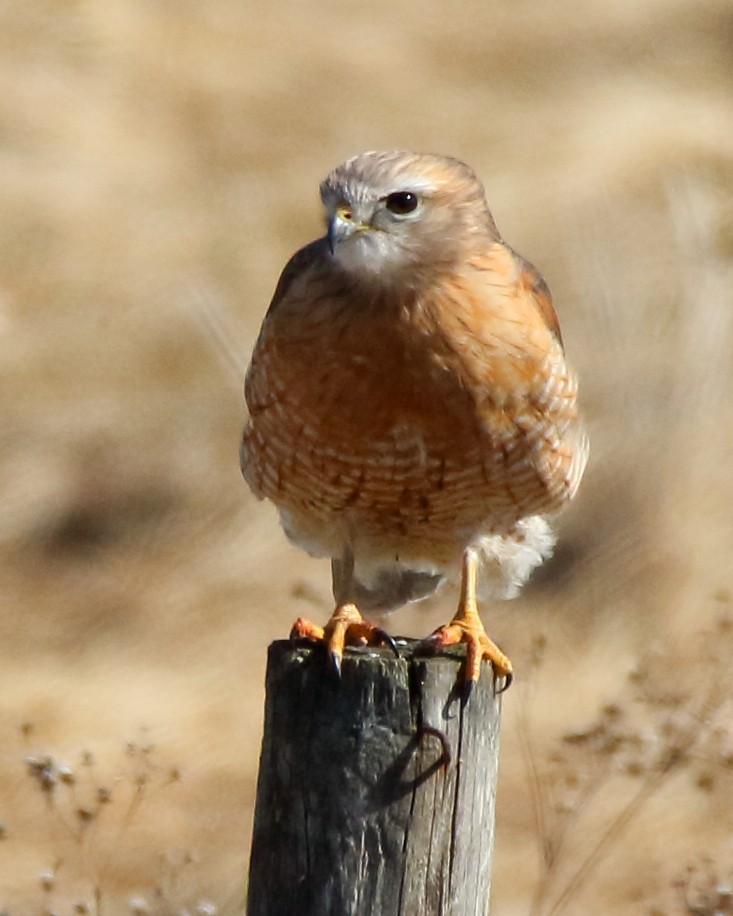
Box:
left=1, top=0, right=732, bottom=912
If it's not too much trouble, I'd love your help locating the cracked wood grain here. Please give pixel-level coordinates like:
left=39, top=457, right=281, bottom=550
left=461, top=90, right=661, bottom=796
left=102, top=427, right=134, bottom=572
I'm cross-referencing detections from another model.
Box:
left=247, top=639, right=502, bottom=916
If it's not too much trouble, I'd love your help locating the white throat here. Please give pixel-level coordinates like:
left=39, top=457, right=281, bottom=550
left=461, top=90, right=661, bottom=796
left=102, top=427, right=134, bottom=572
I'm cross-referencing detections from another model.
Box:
left=333, top=231, right=410, bottom=282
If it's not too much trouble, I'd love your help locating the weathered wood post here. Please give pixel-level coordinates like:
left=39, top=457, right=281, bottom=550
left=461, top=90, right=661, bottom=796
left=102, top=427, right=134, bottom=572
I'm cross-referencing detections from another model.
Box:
left=247, top=639, right=502, bottom=916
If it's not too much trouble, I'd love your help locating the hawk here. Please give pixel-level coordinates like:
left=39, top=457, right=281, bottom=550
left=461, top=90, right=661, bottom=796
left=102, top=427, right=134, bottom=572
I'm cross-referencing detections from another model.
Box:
left=241, top=150, right=587, bottom=691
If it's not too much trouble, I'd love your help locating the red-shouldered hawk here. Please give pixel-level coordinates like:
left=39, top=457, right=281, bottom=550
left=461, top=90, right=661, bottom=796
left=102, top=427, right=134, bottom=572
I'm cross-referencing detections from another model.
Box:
left=241, top=150, right=588, bottom=693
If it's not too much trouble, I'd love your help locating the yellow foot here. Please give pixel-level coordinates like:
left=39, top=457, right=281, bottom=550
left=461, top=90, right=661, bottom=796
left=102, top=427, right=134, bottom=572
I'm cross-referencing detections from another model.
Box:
left=419, top=548, right=513, bottom=699
left=422, top=616, right=513, bottom=694
left=290, top=602, right=398, bottom=675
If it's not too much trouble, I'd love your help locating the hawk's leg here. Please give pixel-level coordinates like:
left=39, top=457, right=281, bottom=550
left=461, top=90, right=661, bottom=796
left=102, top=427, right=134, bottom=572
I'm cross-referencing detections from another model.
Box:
left=290, top=549, right=397, bottom=675
left=423, top=547, right=513, bottom=694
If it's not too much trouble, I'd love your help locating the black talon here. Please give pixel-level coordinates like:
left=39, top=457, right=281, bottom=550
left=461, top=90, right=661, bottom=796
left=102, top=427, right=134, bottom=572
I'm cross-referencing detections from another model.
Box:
left=377, top=629, right=400, bottom=658
left=495, top=670, right=513, bottom=694
left=331, top=650, right=342, bottom=678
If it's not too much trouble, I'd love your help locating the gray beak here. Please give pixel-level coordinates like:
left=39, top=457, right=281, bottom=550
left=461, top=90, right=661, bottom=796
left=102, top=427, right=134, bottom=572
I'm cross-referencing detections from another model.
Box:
left=327, top=212, right=358, bottom=254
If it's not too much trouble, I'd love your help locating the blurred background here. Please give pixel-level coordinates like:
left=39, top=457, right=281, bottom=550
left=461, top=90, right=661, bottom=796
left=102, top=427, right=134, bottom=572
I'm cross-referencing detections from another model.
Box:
left=1, top=1, right=732, bottom=913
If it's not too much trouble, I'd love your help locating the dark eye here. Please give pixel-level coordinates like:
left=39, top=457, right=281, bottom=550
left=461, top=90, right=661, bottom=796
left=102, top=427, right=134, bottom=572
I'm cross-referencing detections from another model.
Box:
left=385, top=191, right=419, bottom=215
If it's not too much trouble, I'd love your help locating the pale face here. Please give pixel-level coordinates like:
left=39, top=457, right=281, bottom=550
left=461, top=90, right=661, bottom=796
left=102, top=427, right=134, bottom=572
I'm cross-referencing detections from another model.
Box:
left=319, top=150, right=498, bottom=286
left=321, top=182, right=435, bottom=281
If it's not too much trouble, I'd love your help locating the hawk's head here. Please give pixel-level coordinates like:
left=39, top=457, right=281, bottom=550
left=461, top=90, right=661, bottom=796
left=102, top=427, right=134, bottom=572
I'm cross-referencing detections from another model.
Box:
left=319, top=150, right=500, bottom=286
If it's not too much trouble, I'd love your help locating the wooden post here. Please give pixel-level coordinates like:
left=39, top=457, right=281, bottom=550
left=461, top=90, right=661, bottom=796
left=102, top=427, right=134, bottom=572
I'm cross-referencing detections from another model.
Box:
left=247, top=639, right=502, bottom=916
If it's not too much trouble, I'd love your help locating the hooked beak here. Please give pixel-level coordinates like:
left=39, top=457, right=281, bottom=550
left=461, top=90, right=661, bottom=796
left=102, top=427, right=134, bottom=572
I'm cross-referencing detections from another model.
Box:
left=327, top=208, right=364, bottom=254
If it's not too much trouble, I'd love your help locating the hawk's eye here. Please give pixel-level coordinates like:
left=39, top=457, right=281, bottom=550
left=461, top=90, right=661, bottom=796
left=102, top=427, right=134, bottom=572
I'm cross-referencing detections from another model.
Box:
left=385, top=191, right=419, bottom=215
